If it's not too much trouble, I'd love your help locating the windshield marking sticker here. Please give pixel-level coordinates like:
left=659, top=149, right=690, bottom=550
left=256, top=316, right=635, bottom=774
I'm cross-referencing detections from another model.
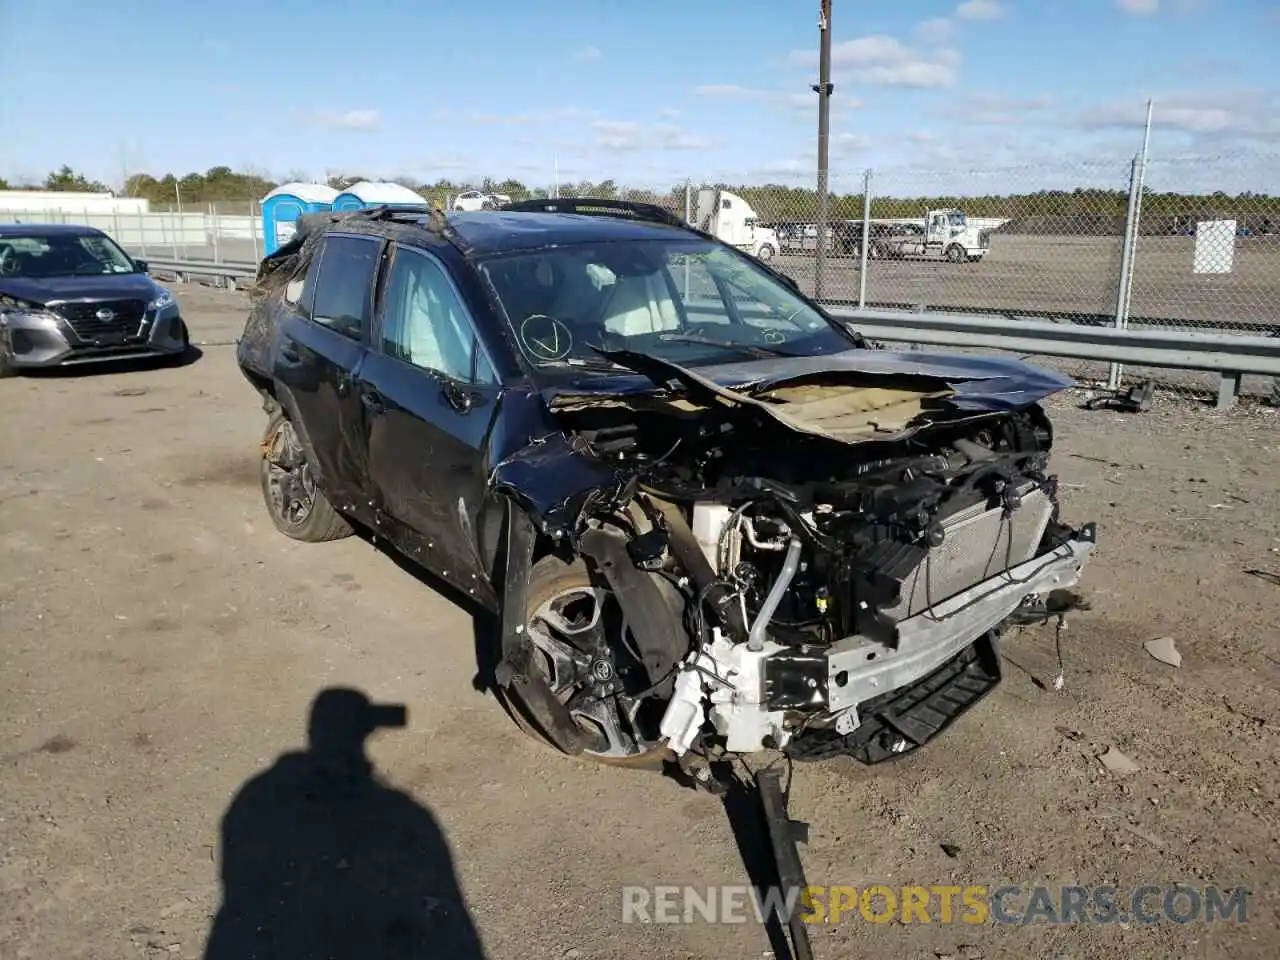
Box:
left=519, top=314, right=574, bottom=362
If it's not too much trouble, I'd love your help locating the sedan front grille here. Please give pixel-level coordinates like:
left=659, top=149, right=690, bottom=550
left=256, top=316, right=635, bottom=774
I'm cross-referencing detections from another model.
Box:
left=54, top=300, right=148, bottom=344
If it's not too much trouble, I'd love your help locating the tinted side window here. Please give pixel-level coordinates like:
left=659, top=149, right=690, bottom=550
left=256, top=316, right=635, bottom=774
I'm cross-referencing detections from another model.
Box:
left=308, top=235, right=381, bottom=339
left=379, top=246, right=497, bottom=385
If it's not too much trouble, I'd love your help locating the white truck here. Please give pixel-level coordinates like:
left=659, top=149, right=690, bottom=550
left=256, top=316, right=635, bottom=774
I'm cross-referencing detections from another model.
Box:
left=692, top=188, right=780, bottom=262
left=875, top=209, right=991, bottom=263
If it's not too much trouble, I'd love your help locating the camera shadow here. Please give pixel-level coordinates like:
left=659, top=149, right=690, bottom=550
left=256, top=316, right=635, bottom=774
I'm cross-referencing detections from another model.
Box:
left=203, top=687, right=487, bottom=959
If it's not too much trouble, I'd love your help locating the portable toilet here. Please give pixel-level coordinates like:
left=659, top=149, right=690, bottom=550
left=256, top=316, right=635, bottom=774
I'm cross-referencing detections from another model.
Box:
left=261, top=182, right=339, bottom=255
left=331, top=180, right=428, bottom=211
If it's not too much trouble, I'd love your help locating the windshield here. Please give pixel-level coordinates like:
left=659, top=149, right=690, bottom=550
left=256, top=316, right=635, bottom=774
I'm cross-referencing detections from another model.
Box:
left=477, top=238, right=858, bottom=371
left=0, top=233, right=137, bottom=279
left=948, top=212, right=966, bottom=227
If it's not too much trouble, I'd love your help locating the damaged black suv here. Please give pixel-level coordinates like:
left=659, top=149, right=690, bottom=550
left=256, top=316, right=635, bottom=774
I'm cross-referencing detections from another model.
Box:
left=236, top=199, right=1096, bottom=773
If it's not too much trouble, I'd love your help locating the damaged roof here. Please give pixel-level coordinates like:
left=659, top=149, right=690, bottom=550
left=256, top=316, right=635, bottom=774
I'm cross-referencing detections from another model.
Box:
left=444, top=211, right=689, bottom=255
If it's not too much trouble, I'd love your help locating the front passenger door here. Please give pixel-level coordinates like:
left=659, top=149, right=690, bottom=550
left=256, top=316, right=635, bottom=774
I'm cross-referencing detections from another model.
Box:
left=358, top=244, right=503, bottom=594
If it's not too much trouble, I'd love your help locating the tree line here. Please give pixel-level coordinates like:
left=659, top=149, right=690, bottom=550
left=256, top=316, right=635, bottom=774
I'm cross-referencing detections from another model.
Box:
left=4, top=165, right=1277, bottom=232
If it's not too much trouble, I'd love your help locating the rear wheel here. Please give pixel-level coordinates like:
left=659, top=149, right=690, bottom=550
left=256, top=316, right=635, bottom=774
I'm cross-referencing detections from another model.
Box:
left=496, top=554, right=674, bottom=768
left=259, top=412, right=352, bottom=542
left=946, top=243, right=967, bottom=263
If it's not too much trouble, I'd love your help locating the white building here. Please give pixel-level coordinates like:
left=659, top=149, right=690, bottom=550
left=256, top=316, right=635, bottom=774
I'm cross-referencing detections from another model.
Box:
left=0, top=190, right=151, bottom=216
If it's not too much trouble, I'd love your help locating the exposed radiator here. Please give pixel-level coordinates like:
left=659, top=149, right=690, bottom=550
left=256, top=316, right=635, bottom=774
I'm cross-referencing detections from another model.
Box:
left=884, top=482, right=1053, bottom=620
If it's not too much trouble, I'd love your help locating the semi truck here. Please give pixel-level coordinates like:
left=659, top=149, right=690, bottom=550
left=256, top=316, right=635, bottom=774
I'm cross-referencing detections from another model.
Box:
left=872, top=209, right=992, bottom=263
left=692, top=189, right=781, bottom=262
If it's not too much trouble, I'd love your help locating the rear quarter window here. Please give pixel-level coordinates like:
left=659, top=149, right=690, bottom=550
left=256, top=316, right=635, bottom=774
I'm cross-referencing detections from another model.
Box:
left=306, top=235, right=382, bottom=340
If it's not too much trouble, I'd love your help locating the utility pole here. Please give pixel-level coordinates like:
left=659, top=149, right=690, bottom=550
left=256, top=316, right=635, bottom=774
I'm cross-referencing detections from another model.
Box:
left=813, top=0, right=833, bottom=300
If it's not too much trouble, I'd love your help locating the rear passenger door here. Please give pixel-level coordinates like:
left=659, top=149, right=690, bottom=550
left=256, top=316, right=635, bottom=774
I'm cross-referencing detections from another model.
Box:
left=358, top=243, right=503, bottom=592
left=274, top=233, right=383, bottom=516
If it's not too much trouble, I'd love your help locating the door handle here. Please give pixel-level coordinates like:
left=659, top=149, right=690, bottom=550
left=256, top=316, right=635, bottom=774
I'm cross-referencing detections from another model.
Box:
left=279, top=341, right=301, bottom=362
left=360, top=387, right=385, bottom=415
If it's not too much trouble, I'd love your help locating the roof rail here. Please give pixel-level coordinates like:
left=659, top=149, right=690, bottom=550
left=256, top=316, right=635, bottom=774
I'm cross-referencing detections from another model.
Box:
left=500, top=196, right=687, bottom=229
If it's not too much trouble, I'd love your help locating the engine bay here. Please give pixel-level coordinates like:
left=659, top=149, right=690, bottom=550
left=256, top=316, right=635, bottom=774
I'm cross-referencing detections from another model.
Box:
left=543, top=381, right=1095, bottom=765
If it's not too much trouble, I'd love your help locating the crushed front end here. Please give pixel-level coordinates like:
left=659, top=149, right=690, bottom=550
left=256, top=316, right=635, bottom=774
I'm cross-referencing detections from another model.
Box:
left=505, top=350, right=1097, bottom=769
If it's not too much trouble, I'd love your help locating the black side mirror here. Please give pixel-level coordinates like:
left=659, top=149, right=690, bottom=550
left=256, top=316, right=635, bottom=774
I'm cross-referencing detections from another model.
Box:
left=134, top=259, right=149, bottom=274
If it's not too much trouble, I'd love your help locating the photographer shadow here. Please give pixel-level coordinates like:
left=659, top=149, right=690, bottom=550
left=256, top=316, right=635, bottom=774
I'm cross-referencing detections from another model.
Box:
left=203, top=687, right=487, bottom=960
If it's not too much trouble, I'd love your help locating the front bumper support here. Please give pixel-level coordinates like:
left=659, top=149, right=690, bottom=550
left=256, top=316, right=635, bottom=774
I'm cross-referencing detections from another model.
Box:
left=823, top=526, right=1095, bottom=715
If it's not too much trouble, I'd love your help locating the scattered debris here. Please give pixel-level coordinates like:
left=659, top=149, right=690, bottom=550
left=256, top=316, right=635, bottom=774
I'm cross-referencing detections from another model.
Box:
left=1083, top=380, right=1155, bottom=413
left=1244, top=568, right=1280, bottom=588
left=1117, top=821, right=1167, bottom=849
left=1143, top=636, right=1182, bottom=668
left=934, top=946, right=984, bottom=960
left=940, top=843, right=961, bottom=859
left=1054, top=725, right=1084, bottom=742
left=1098, top=746, right=1141, bottom=776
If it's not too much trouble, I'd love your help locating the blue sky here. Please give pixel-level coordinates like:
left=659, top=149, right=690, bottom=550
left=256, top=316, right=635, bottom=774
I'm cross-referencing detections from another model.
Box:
left=3, top=0, right=1278, bottom=193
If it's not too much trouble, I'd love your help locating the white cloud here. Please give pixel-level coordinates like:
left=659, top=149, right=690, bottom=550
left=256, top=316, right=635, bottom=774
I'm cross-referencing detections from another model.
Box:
left=572, top=45, right=602, bottom=61
left=467, top=106, right=597, bottom=125
left=954, top=92, right=1055, bottom=124
left=788, top=36, right=960, bottom=88
left=593, top=120, right=642, bottom=150
left=1071, top=91, right=1280, bottom=141
left=310, top=108, right=380, bottom=131
left=655, top=123, right=717, bottom=151
left=420, top=155, right=470, bottom=172
left=591, top=120, right=719, bottom=152
left=1116, top=0, right=1159, bottom=13
left=956, top=0, right=1008, bottom=19
left=833, top=132, right=871, bottom=152
left=917, top=17, right=953, bottom=41
left=660, top=107, right=681, bottom=118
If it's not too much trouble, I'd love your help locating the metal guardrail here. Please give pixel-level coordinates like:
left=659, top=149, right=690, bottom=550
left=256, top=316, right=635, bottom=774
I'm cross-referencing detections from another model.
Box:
left=144, top=257, right=257, bottom=283
left=826, top=306, right=1278, bottom=408
left=141, top=255, right=1275, bottom=408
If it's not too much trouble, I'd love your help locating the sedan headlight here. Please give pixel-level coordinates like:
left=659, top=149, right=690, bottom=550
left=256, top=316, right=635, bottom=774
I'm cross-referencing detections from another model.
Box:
left=149, top=288, right=175, bottom=311
left=0, top=301, right=62, bottom=329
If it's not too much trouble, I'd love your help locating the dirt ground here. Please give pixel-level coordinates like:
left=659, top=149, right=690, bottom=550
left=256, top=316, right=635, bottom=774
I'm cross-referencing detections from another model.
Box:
left=1, top=285, right=1277, bottom=960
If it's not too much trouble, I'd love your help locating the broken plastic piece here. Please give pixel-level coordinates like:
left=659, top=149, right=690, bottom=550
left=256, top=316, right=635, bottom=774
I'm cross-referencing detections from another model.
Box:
left=1144, top=636, right=1182, bottom=668
left=1084, top=380, right=1155, bottom=413
left=1098, top=746, right=1140, bottom=775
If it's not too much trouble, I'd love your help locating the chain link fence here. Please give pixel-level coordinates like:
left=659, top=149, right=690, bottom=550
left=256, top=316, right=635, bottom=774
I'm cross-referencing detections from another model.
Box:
left=687, top=156, right=1279, bottom=399
left=3, top=158, right=1276, bottom=399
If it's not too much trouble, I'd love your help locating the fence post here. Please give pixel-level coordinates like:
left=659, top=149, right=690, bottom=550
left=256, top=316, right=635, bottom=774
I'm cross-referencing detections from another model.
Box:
left=138, top=208, right=148, bottom=257
left=112, top=208, right=122, bottom=248
left=1108, top=156, right=1141, bottom=391
left=176, top=209, right=187, bottom=261
left=211, top=202, right=221, bottom=265
left=1109, top=99, right=1153, bottom=392
left=683, top=179, right=692, bottom=299
left=250, top=200, right=261, bottom=263
left=858, top=168, right=872, bottom=309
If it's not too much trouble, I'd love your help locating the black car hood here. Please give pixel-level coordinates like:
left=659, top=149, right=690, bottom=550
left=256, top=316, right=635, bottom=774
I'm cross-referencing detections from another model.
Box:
left=0, top=273, right=158, bottom=305
left=545, top=347, right=1072, bottom=414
